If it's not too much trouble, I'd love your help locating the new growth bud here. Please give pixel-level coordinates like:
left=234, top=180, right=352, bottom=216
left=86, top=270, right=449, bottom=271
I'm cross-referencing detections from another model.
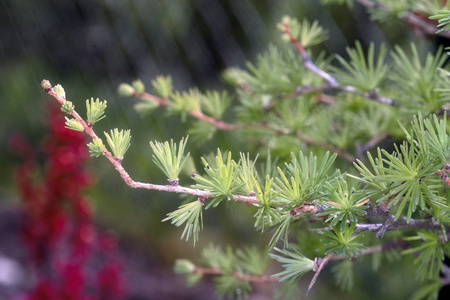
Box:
left=174, top=259, right=196, bottom=274
left=117, top=83, right=135, bottom=97
left=54, top=84, right=66, bottom=99
left=41, top=79, right=52, bottom=92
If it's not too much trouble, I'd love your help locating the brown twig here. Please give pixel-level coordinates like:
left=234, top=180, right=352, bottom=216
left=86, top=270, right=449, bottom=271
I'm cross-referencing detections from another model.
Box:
left=307, top=253, right=334, bottom=295
left=263, top=83, right=335, bottom=111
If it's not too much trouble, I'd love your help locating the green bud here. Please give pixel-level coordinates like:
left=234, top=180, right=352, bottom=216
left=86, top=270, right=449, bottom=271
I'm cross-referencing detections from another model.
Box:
left=65, top=117, right=84, bottom=132
left=87, top=138, right=105, bottom=157
left=132, top=79, right=145, bottom=94
left=54, top=84, right=66, bottom=99
left=41, top=79, right=52, bottom=91
left=104, top=128, right=131, bottom=159
left=61, top=101, right=74, bottom=114
left=174, top=259, right=195, bottom=274
left=117, top=83, right=135, bottom=97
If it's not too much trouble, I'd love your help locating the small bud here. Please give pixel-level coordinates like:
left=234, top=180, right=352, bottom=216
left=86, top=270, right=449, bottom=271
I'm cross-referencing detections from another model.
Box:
left=117, top=83, right=135, bottom=97
left=174, top=259, right=195, bottom=274
left=53, top=84, right=66, bottom=99
left=61, top=101, right=74, bottom=114
left=132, top=79, right=145, bottom=94
left=87, top=138, right=106, bottom=157
left=41, top=79, right=52, bottom=91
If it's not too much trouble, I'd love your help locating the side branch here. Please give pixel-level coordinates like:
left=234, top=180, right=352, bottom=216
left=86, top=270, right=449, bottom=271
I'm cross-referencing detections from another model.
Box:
left=135, top=88, right=356, bottom=163
left=356, top=0, right=450, bottom=40
left=41, top=80, right=259, bottom=205
left=281, top=20, right=397, bottom=106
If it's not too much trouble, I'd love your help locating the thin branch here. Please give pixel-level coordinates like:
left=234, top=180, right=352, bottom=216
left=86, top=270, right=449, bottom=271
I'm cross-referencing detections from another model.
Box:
left=263, top=83, right=334, bottom=111
left=134, top=87, right=356, bottom=163
left=307, top=253, right=334, bottom=295
left=134, top=91, right=169, bottom=106
left=356, top=0, right=450, bottom=40
left=193, top=266, right=279, bottom=283
left=281, top=19, right=397, bottom=106
left=310, top=217, right=442, bottom=234
left=41, top=80, right=259, bottom=206
left=358, top=133, right=390, bottom=157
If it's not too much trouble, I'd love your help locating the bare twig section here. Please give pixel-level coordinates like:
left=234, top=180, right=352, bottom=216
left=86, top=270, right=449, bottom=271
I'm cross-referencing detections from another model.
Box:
left=281, top=18, right=397, bottom=106
left=263, top=83, right=334, bottom=110
left=310, top=217, right=442, bottom=234
left=190, top=110, right=244, bottom=131
left=307, top=254, right=334, bottom=295
left=193, top=266, right=279, bottom=283
left=135, top=91, right=169, bottom=106
left=357, top=217, right=441, bottom=235
left=356, top=0, right=450, bottom=39
left=357, top=133, right=390, bottom=159
left=42, top=80, right=259, bottom=206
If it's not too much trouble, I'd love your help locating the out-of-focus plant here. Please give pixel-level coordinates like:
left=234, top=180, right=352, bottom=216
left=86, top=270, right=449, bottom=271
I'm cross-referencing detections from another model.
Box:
left=38, top=2, right=450, bottom=299
left=12, top=103, right=126, bottom=300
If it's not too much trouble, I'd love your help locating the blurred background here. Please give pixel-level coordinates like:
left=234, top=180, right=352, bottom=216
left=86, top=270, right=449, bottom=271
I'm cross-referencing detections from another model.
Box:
left=0, top=0, right=445, bottom=299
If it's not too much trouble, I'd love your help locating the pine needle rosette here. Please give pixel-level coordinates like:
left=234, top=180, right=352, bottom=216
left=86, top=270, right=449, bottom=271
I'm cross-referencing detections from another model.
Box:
left=151, top=75, right=173, bottom=99
left=192, top=150, right=243, bottom=209
left=331, top=42, right=389, bottom=91
left=318, top=177, right=369, bottom=230
left=163, top=200, right=203, bottom=245
left=86, top=97, right=107, bottom=125
left=278, top=16, right=328, bottom=47
left=104, top=129, right=131, bottom=160
left=270, top=247, right=315, bottom=283
left=149, top=136, right=190, bottom=185
left=317, top=223, right=367, bottom=259
left=87, top=138, right=106, bottom=157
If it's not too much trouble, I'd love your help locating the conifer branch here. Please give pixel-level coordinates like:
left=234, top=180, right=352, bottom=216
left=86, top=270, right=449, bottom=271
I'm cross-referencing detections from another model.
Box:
left=356, top=0, right=450, bottom=39
left=41, top=80, right=259, bottom=205
left=281, top=18, right=397, bottom=106
left=127, top=87, right=356, bottom=163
